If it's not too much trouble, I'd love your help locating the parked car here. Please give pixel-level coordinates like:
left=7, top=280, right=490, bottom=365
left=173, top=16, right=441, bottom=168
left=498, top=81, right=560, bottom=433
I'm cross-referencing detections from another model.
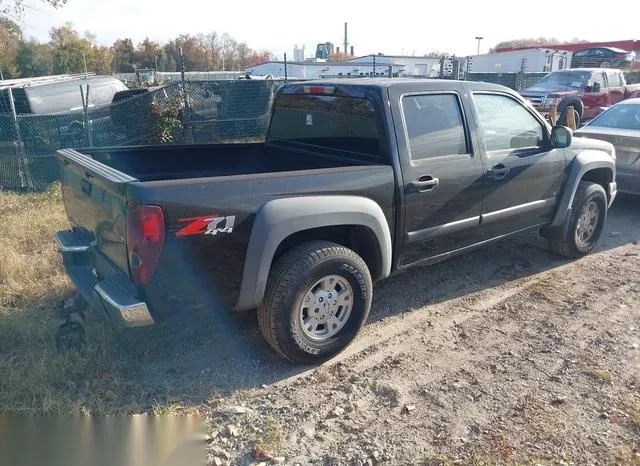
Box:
left=55, top=79, right=617, bottom=364
left=571, top=47, right=636, bottom=70
left=575, top=98, right=640, bottom=195
left=0, top=75, right=127, bottom=115
left=521, top=68, right=640, bottom=124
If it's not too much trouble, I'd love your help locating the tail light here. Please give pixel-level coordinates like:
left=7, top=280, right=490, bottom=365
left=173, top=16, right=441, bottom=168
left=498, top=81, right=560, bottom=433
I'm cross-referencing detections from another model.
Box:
left=303, top=85, right=336, bottom=95
left=126, top=205, right=165, bottom=285
left=614, top=53, right=628, bottom=59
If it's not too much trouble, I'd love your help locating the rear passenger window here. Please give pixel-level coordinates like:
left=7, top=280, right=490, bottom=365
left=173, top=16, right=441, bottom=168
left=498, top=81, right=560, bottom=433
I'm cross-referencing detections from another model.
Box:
left=402, top=94, right=467, bottom=160
left=592, top=72, right=606, bottom=88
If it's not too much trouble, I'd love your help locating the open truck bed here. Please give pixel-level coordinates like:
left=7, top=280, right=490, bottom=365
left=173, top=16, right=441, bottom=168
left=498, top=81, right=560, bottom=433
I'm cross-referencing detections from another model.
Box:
left=56, top=140, right=395, bottom=325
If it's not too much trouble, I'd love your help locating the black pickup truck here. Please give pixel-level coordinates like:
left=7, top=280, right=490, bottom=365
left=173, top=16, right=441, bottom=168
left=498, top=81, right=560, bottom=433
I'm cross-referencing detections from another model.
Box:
left=56, top=79, right=617, bottom=364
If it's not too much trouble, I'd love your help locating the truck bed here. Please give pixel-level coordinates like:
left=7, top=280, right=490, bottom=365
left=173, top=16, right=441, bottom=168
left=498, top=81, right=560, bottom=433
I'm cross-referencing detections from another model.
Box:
left=82, top=142, right=376, bottom=182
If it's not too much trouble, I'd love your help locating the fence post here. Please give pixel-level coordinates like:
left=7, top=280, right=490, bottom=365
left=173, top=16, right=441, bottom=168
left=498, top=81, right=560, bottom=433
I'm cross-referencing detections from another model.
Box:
left=565, top=105, right=577, bottom=130
left=179, top=47, right=193, bottom=144
left=284, top=53, right=287, bottom=81
left=549, top=104, right=558, bottom=126
left=8, top=87, right=34, bottom=190
left=7, top=88, right=25, bottom=157
left=80, top=84, right=93, bottom=146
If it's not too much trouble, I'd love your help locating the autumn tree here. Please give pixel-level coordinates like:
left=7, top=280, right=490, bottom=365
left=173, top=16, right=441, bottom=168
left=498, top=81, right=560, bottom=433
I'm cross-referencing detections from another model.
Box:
left=136, top=37, right=162, bottom=69
left=113, top=38, right=135, bottom=72
left=1, top=0, right=67, bottom=19
left=0, top=17, right=21, bottom=77
left=198, top=32, right=218, bottom=70
left=48, top=23, right=94, bottom=74
left=327, top=52, right=350, bottom=62
left=15, top=38, right=52, bottom=77
left=492, top=37, right=588, bottom=51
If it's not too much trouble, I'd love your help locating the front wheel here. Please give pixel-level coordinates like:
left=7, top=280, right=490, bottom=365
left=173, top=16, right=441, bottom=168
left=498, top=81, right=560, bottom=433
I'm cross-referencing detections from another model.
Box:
left=548, top=181, right=608, bottom=259
left=258, top=241, right=372, bottom=364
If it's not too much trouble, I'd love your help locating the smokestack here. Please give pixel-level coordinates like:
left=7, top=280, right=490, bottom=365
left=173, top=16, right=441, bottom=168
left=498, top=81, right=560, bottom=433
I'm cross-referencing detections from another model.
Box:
left=336, top=47, right=340, bottom=54
left=350, top=46, right=354, bottom=56
left=344, top=22, right=348, bottom=57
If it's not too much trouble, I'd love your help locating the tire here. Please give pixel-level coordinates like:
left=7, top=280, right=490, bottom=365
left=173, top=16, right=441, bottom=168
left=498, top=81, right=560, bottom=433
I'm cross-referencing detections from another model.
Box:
left=548, top=181, right=608, bottom=259
left=558, top=100, right=583, bottom=125
left=258, top=240, right=373, bottom=364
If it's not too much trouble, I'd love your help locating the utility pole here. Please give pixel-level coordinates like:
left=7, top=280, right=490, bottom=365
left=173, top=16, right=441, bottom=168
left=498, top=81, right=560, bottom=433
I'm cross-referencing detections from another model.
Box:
left=475, top=36, right=483, bottom=55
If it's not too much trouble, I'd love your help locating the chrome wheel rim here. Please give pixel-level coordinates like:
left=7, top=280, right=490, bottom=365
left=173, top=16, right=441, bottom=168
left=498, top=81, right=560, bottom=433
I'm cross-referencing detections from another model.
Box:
left=298, top=275, right=354, bottom=341
left=575, top=200, right=600, bottom=248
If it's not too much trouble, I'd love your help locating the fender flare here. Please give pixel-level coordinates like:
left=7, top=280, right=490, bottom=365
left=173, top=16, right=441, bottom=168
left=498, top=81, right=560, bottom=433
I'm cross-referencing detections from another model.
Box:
left=234, top=195, right=392, bottom=311
left=542, top=150, right=615, bottom=238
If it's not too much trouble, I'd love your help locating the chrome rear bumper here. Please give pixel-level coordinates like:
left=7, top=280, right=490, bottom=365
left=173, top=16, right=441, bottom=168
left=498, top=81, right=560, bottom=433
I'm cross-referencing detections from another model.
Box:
left=55, top=230, right=154, bottom=327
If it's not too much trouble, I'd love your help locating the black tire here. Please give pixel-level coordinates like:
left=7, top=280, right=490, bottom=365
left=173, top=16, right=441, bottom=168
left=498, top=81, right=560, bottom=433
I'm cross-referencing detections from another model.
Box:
left=558, top=100, right=583, bottom=125
left=548, top=181, right=608, bottom=259
left=258, top=240, right=373, bottom=364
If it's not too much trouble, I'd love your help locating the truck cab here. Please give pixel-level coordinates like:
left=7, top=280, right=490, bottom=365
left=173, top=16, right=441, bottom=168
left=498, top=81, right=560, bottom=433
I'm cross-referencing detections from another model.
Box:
left=521, top=68, right=640, bottom=123
left=55, top=79, right=617, bottom=364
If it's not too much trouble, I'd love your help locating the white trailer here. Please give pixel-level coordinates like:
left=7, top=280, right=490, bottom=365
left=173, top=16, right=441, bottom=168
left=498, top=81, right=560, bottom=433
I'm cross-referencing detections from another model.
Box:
left=464, top=48, right=572, bottom=73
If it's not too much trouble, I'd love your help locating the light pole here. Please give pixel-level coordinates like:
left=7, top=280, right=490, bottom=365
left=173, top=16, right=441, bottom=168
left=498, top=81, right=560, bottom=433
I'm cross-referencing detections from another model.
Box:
left=475, top=36, right=483, bottom=55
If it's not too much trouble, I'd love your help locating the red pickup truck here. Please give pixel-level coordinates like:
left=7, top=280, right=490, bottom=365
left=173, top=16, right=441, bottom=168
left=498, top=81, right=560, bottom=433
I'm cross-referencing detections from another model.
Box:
left=521, top=68, right=640, bottom=124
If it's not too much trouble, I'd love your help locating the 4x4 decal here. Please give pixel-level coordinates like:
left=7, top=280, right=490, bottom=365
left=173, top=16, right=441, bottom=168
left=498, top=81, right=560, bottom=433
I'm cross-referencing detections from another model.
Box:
left=176, top=215, right=235, bottom=237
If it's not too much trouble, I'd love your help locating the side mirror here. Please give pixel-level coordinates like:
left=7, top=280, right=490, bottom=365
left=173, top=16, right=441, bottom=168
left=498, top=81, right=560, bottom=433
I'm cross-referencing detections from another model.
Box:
left=592, top=82, right=601, bottom=92
left=550, top=125, right=573, bottom=148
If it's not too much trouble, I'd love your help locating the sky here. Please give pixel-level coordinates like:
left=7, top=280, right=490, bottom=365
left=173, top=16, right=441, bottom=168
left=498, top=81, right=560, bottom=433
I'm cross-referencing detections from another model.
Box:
left=19, top=0, right=640, bottom=60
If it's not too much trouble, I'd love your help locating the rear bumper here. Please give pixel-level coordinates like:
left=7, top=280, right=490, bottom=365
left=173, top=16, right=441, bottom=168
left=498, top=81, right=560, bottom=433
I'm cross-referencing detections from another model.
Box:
left=56, top=230, right=154, bottom=327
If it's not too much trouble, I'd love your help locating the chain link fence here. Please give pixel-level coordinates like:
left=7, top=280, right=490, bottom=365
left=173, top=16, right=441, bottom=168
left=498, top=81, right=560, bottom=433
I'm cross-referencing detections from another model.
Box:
left=1, top=70, right=633, bottom=192
left=0, top=80, right=286, bottom=191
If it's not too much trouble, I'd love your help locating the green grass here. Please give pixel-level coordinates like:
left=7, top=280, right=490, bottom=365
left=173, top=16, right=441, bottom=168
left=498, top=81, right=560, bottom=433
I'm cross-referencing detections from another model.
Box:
left=0, top=186, right=136, bottom=413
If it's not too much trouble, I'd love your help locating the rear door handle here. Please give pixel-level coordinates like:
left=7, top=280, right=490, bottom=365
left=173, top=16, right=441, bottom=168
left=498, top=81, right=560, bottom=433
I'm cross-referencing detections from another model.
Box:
left=415, top=174, right=440, bottom=192
left=488, top=163, right=510, bottom=179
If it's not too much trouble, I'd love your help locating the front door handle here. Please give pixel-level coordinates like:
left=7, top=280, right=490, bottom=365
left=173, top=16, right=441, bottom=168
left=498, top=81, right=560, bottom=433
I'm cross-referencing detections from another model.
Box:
left=415, top=174, right=440, bottom=192
left=488, top=163, right=510, bottom=179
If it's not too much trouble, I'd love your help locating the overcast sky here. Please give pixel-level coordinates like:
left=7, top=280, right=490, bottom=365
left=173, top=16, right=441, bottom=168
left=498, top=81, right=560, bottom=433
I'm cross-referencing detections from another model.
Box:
left=20, top=0, right=639, bottom=59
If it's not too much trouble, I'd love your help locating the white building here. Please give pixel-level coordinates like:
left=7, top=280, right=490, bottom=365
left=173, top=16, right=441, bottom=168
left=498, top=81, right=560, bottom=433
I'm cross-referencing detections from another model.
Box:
left=245, top=54, right=454, bottom=79
left=293, top=45, right=305, bottom=62
left=464, top=48, right=572, bottom=74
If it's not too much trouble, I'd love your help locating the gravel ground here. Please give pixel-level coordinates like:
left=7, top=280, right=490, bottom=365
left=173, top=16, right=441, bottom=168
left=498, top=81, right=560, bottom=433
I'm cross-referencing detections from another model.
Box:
left=198, top=194, right=640, bottom=465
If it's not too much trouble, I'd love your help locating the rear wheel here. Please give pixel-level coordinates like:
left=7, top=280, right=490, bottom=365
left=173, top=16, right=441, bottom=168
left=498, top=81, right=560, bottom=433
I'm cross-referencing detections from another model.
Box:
left=258, top=241, right=372, bottom=364
left=548, top=181, right=607, bottom=259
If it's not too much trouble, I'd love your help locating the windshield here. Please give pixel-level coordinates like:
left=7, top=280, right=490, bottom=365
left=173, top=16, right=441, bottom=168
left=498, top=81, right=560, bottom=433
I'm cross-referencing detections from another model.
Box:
left=536, top=71, right=591, bottom=89
left=588, top=103, right=640, bottom=130
left=269, top=94, right=384, bottom=157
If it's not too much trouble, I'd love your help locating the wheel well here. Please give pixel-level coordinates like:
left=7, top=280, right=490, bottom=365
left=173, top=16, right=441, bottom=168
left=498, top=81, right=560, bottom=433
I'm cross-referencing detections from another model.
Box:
left=272, top=225, right=383, bottom=280
left=560, top=98, right=584, bottom=117
left=581, top=168, right=613, bottom=200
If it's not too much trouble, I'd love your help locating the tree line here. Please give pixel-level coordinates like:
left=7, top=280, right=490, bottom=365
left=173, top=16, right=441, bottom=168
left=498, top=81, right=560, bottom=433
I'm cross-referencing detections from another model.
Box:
left=0, top=18, right=273, bottom=79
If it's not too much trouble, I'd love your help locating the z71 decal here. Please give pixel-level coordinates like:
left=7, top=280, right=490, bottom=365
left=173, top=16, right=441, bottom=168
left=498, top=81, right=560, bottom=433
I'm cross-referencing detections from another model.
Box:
left=176, top=215, right=235, bottom=237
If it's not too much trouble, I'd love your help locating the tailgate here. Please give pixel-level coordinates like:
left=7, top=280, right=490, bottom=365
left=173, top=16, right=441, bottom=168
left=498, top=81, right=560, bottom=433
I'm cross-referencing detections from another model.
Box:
left=57, top=148, right=135, bottom=274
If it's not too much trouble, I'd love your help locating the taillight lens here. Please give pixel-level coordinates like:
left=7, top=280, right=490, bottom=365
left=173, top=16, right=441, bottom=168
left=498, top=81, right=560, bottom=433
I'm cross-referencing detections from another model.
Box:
left=126, top=205, right=165, bottom=285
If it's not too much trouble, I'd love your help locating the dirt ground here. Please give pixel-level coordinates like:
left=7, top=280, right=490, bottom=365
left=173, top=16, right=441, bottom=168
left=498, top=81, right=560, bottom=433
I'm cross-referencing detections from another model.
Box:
left=1, top=190, right=639, bottom=465
left=201, top=195, right=640, bottom=465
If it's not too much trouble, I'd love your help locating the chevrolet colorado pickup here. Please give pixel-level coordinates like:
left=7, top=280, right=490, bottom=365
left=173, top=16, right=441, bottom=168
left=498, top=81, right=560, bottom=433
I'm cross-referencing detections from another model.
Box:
left=521, top=68, right=640, bottom=124
left=56, top=79, right=617, bottom=364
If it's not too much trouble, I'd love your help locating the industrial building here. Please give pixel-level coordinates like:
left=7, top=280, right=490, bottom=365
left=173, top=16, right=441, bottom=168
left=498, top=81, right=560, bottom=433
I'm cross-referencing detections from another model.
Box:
left=245, top=54, right=452, bottom=79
